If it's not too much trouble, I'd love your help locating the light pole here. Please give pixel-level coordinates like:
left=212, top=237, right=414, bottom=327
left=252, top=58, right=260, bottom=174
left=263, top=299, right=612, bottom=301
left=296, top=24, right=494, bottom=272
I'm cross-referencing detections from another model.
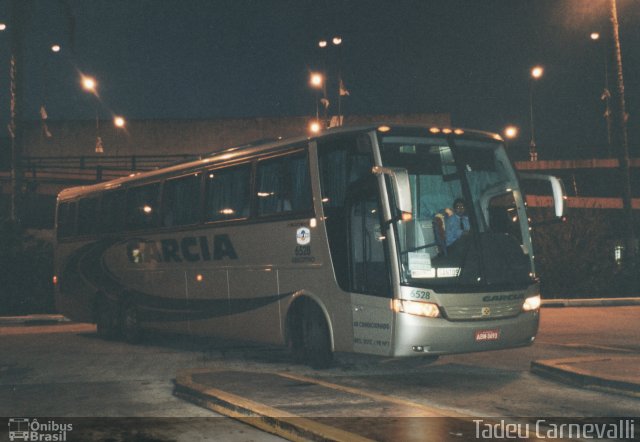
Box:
left=318, top=36, right=346, bottom=126
left=607, top=0, right=636, bottom=264
left=528, top=65, right=544, bottom=161
left=332, top=36, right=345, bottom=125
left=309, top=71, right=324, bottom=122
left=40, top=43, right=61, bottom=140
left=590, top=31, right=613, bottom=155
left=82, top=75, right=103, bottom=153
left=113, top=116, right=126, bottom=165
left=8, top=0, right=28, bottom=225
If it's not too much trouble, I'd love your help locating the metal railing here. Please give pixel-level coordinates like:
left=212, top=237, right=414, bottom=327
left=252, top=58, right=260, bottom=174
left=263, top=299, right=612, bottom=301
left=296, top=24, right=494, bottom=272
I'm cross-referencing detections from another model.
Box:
left=18, top=154, right=201, bottom=183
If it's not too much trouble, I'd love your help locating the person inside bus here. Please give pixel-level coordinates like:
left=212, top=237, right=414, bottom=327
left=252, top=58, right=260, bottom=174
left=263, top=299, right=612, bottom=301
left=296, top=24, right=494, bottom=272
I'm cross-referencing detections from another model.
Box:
left=444, top=197, right=470, bottom=246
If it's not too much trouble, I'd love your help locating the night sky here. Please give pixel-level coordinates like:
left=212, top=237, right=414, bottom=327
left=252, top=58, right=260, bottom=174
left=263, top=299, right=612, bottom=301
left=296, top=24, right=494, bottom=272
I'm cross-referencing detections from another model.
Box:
left=0, top=0, right=639, bottom=157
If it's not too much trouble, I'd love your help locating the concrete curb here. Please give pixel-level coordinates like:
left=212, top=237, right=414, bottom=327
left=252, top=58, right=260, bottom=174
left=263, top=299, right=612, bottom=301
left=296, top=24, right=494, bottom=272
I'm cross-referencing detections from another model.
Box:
left=173, top=369, right=482, bottom=441
left=531, top=357, right=640, bottom=399
left=0, top=314, right=69, bottom=325
left=542, top=297, right=640, bottom=307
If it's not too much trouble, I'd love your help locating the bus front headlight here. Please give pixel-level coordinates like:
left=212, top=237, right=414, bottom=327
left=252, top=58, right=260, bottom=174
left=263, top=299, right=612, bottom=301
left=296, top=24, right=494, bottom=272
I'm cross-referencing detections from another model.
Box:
left=522, top=295, right=541, bottom=312
left=391, top=299, right=440, bottom=318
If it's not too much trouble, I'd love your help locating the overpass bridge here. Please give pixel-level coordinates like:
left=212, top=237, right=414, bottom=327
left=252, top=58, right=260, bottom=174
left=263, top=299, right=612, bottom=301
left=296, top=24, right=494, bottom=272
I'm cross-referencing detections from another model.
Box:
left=2, top=154, right=638, bottom=206
left=0, top=149, right=639, bottom=230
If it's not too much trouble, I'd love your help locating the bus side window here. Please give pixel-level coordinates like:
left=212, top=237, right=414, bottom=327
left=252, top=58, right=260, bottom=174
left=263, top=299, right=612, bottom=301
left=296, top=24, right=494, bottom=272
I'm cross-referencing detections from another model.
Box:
left=99, top=190, right=126, bottom=233
left=204, top=164, right=251, bottom=222
left=256, top=152, right=312, bottom=217
left=162, top=173, right=202, bottom=227
left=125, top=183, right=160, bottom=231
left=77, top=197, right=99, bottom=236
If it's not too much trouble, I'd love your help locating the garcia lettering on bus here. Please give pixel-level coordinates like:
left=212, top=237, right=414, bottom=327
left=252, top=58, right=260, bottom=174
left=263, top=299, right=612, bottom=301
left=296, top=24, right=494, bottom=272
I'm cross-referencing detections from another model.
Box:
left=127, top=234, right=238, bottom=264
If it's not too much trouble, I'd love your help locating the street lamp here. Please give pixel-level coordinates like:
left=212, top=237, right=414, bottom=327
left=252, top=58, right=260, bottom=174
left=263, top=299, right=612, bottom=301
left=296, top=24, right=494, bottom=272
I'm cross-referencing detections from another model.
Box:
left=607, top=0, right=635, bottom=264
left=504, top=125, right=518, bottom=151
left=113, top=116, right=125, bottom=128
left=81, top=75, right=103, bottom=153
left=504, top=125, right=518, bottom=140
left=590, top=31, right=612, bottom=155
left=113, top=116, right=126, bottom=165
left=528, top=65, right=544, bottom=161
left=309, top=72, right=323, bottom=89
left=82, top=75, right=97, bottom=94
left=317, top=36, right=346, bottom=126
left=309, top=72, right=324, bottom=121
left=308, top=119, right=321, bottom=134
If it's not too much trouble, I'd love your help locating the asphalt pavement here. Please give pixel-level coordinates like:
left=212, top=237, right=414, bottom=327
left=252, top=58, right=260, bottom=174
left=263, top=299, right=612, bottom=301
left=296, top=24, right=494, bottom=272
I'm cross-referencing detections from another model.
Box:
left=174, top=298, right=640, bottom=441
left=3, top=300, right=640, bottom=442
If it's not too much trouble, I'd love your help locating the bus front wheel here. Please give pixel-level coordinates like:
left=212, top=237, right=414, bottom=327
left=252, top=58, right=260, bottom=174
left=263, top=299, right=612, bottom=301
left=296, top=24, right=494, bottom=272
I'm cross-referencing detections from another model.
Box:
left=302, top=303, right=333, bottom=369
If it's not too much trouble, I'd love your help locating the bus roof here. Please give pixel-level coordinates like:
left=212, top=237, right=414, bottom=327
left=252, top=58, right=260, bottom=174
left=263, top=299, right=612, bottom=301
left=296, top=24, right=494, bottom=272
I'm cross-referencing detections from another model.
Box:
left=57, top=124, right=502, bottom=201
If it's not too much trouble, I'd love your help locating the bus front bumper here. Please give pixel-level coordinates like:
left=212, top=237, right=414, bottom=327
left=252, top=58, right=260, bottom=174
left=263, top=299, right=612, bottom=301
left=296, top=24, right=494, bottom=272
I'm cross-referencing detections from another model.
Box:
left=391, top=310, right=539, bottom=357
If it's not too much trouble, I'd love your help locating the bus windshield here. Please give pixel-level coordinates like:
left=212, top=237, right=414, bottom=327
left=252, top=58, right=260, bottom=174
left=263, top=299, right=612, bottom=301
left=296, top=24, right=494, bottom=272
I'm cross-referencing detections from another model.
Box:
left=378, top=131, right=534, bottom=291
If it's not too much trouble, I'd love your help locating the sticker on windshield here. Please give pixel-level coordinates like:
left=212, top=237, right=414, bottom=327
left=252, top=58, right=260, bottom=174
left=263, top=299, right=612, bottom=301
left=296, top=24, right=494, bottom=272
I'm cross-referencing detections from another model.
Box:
left=296, top=227, right=311, bottom=245
left=437, top=267, right=461, bottom=278
left=408, top=252, right=431, bottom=270
left=411, top=269, right=437, bottom=279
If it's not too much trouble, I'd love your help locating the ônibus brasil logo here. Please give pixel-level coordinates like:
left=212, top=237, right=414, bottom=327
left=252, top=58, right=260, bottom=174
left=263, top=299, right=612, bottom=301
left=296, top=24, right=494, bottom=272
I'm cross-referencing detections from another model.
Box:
left=7, top=418, right=72, bottom=441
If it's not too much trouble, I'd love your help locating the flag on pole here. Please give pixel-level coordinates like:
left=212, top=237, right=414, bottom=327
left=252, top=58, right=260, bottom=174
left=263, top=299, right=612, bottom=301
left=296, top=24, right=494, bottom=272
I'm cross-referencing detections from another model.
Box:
left=40, top=105, right=53, bottom=139
left=95, top=136, right=104, bottom=153
left=339, top=78, right=350, bottom=96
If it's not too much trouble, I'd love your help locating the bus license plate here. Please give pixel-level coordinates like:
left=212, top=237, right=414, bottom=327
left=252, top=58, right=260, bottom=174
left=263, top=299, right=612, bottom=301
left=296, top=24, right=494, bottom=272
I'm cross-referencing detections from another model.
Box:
left=475, top=328, right=500, bottom=342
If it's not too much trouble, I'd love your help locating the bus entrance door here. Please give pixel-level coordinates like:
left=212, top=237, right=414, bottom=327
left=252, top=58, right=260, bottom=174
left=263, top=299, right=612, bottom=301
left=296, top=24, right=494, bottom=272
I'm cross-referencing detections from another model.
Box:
left=348, top=185, right=393, bottom=356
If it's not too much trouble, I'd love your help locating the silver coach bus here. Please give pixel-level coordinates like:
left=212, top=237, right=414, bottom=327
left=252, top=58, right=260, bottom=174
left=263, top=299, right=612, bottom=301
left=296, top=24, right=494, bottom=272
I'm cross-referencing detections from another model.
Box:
left=54, top=125, right=564, bottom=368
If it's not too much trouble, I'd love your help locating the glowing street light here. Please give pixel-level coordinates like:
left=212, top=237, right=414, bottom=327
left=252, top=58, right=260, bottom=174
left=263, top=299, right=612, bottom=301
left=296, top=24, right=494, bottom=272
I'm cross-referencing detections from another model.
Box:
left=51, top=44, right=61, bottom=53
left=318, top=40, right=327, bottom=48
left=309, top=120, right=322, bottom=134
left=82, top=75, right=97, bottom=94
left=590, top=32, right=600, bottom=41
left=504, top=126, right=519, bottom=139
left=0, top=23, right=6, bottom=31
left=528, top=65, right=544, bottom=161
left=113, top=116, right=126, bottom=128
left=310, top=72, right=323, bottom=88
left=531, top=65, right=544, bottom=79
left=332, top=36, right=342, bottom=46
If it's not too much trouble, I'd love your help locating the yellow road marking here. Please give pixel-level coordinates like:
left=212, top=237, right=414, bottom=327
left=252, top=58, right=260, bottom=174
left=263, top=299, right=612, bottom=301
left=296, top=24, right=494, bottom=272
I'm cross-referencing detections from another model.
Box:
left=277, top=371, right=465, bottom=418
left=176, top=369, right=375, bottom=442
left=0, top=323, right=95, bottom=336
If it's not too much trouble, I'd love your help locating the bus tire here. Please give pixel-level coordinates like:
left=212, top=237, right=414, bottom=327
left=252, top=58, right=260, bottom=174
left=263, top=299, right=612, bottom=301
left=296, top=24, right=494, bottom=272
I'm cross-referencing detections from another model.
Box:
left=303, top=303, right=333, bottom=369
left=96, top=296, right=117, bottom=340
left=288, top=313, right=306, bottom=364
left=120, top=301, right=142, bottom=344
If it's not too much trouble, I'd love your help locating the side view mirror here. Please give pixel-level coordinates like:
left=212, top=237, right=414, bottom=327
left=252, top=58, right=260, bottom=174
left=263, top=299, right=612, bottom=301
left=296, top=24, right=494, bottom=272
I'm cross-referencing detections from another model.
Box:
left=372, top=166, right=413, bottom=216
left=520, top=173, right=567, bottom=219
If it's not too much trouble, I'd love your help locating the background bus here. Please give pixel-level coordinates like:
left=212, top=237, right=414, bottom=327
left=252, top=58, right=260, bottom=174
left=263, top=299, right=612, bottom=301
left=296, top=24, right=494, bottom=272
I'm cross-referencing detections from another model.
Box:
left=54, top=125, right=564, bottom=368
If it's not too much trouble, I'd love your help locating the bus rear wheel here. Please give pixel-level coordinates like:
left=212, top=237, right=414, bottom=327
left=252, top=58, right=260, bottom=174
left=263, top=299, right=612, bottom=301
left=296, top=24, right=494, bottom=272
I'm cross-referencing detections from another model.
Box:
left=96, top=296, right=117, bottom=340
left=120, top=302, right=142, bottom=344
left=302, top=304, right=333, bottom=369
